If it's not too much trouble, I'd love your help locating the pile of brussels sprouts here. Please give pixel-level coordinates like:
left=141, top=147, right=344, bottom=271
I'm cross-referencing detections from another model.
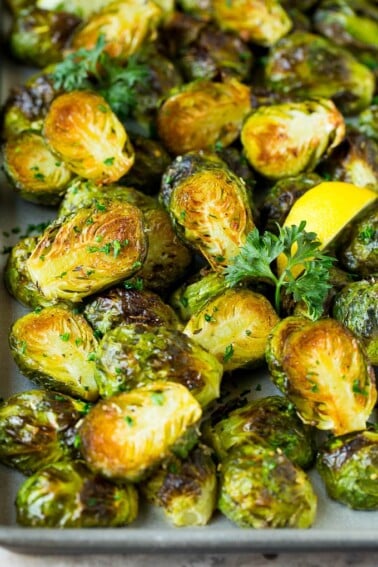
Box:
left=0, top=0, right=377, bottom=529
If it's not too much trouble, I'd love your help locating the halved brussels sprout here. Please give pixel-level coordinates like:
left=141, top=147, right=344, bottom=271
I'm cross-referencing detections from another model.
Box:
left=83, top=287, right=181, bottom=336
left=265, top=31, right=375, bottom=115
left=157, top=79, right=251, bottom=155
left=266, top=316, right=377, bottom=435
left=16, top=460, right=138, bottom=527
left=212, top=0, right=292, bottom=47
left=43, top=91, right=134, bottom=184
left=218, top=442, right=317, bottom=528
left=204, top=396, right=315, bottom=469
left=339, top=207, right=378, bottom=276
left=317, top=426, right=378, bottom=510
left=79, top=381, right=202, bottom=481
left=0, top=390, right=89, bottom=475
left=3, top=131, right=73, bottom=205
left=10, top=8, right=81, bottom=68
left=95, top=323, right=223, bottom=406
left=142, top=445, right=217, bottom=526
left=241, top=99, right=345, bottom=180
left=185, top=289, right=279, bottom=371
left=27, top=200, right=147, bottom=302
left=333, top=280, right=378, bottom=366
left=121, top=136, right=172, bottom=194
left=71, top=0, right=162, bottom=60
left=9, top=306, right=99, bottom=401
left=160, top=152, right=254, bottom=270
left=36, top=0, right=113, bottom=18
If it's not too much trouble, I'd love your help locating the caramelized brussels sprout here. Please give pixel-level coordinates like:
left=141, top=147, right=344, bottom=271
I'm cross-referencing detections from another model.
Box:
left=142, top=445, right=217, bottom=526
left=43, top=91, right=134, bottom=184
left=27, top=201, right=147, bottom=302
left=317, top=426, right=378, bottom=510
left=83, top=287, right=181, bottom=336
left=266, top=316, right=377, bottom=435
left=95, top=323, right=223, bottom=406
left=333, top=280, right=378, bottom=365
left=121, top=136, right=171, bottom=194
left=36, top=0, right=113, bottom=18
left=9, top=306, right=99, bottom=401
left=79, top=381, right=202, bottom=481
left=0, top=390, right=89, bottom=475
left=241, top=99, right=345, bottom=179
left=185, top=289, right=279, bottom=371
left=157, top=79, right=251, bottom=155
left=71, top=0, right=162, bottom=60
left=212, top=0, right=292, bottom=47
left=16, top=460, right=138, bottom=527
left=10, top=8, right=81, bottom=68
left=265, top=31, right=375, bottom=115
left=339, top=207, right=378, bottom=276
left=160, top=152, right=254, bottom=270
left=204, top=396, right=315, bottom=468
left=218, top=442, right=317, bottom=528
left=3, top=131, right=73, bottom=205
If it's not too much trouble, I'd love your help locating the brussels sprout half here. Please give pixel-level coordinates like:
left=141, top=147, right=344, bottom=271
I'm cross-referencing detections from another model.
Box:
left=16, top=460, right=138, bottom=527
left=9, top=307, right=99, bottom=401
left=339, top=207, right=378, bottom=276
left=266, top=317, right=377, bottom=436
left=79, top=381, right=202, bottom=481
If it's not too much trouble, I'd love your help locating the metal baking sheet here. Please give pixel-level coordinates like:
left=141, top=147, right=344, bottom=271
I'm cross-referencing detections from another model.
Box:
left=0, top=44, right=377, bottom=555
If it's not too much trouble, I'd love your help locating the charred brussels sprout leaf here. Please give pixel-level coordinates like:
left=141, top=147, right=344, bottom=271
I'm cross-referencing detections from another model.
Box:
left=26, top=201, right=147, bottom=302
left=43, top=91, right=134, bottom=184
left=3, top=131, right=73, bottom=205
left=142, top=445, right=217, bottom=526
left=339, top=207, right=378, bottom=276
left=266, top=317, right=377, bottom=435
left=218, top=443, right=317, bottom=528
left=241, top=99, right=345, bottom=180
left=185, top=289, right=279, bottom=371
left=317, top=426, right=378, bottom=510
left=204, top=396, right=315, bottom=468
left=160, top=152, right=254, bottom=270
left=157, top=79, right=251, bottom=155
left=16, top=460, right=138, bottom=527
left=84, top=287, right=181, bottom=336
left=9, top=306, right=99, bottom=401
left=95, top=323, right=223, bottom=407
left=265, top=31, right=375, bottom=115
left=333, top=280, right=378, bottom=366
left=79, top=381, right=202, bottom=482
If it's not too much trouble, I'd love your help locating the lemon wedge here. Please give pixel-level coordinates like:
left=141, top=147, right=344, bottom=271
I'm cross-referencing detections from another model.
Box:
left=277, top=181, right=377, bottom=277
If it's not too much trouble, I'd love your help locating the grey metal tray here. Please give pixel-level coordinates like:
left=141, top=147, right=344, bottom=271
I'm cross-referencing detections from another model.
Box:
left=0, top=49, right=377, bottom=556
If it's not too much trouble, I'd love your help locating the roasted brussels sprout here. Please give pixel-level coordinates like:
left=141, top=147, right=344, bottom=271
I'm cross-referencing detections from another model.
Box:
left=259, top=173, right=323, bottom=233
left=142, top=445, right=217, bottom=527
left=121, top=136, right=171, bottom=194
left=79, top=381, right=202, bottom=481
left=160, top=152, right=254, bottom=270
left=350, top=105, right=378, bottom=142
left=212, top=0, right=292, bottom=47
left=16, top=460, right=138, bottom=527
left=317, top=426, right=378, bottom=510
left=27, top=201, right=147, bottom=302
left=265, top=31, right=375, bottom=115
left=218, top=443, right=317, bottom=528
left=204, top=396, right=315, bottom=469
left=83, top=287, right=181, bottom=336
left=157, top=79, right=251, bottom=155
left=3, top=131, right=73, bottom=205
left=0, top=390, right=89, bottom=475
left=9, top=306, right=99, bottom=401
left=185, top=289, right=279, bottom=371
left=266, top=316, right=377, bottom=435
left=10, top=8, right=80, bottom=68
left=241, top=99, right=345, bottom=180
left=71, top=0, right=162, bottom=60
left=339, top=207, right=378, bottom=276
left=95, top=323, right=223, bottom=406
left=43, top=91, right=134, bottom=184
left=333, top=280, right=378, bottom=365
left=36, top=0, right=114, bottom=18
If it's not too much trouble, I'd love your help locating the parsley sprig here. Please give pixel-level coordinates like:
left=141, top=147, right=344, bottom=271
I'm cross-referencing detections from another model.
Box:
left=225, top=221, right=335, bottom=320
